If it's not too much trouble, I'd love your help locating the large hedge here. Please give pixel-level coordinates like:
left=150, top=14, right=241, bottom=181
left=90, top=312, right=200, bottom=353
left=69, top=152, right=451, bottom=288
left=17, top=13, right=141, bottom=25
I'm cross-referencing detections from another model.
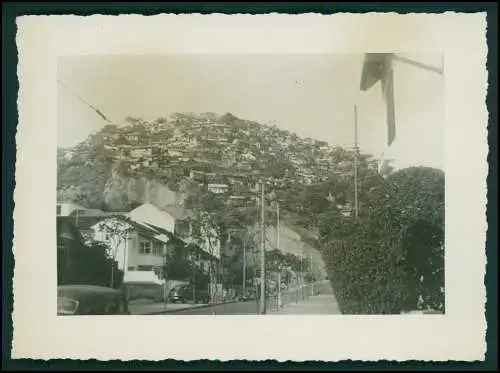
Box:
left=320, top=167, right=445, bottom=314
left=58, top=240, right=124, bottom=288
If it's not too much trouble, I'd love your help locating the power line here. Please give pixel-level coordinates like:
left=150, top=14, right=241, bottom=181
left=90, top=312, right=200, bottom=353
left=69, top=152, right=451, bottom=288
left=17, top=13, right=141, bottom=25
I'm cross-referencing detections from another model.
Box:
left=57, top=80, right=112, bottom=123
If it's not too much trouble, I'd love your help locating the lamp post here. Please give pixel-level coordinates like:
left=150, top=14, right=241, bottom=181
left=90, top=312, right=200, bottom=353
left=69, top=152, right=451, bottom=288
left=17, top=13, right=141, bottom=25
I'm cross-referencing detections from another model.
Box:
left=259, top=182, right=266, bottom=315
left=243, top=239, right=246, bottom=297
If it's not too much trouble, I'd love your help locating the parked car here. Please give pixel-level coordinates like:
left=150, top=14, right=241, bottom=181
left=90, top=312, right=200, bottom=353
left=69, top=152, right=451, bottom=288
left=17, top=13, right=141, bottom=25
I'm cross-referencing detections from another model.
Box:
left=168, top=285, right=210, bottom=304
left=57, top=284, right=130, bottom=315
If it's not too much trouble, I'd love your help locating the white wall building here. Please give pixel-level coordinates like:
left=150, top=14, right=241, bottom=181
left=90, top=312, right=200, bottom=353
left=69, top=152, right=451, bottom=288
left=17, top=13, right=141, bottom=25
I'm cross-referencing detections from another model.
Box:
left=208, top=184, right=229, bottom=195
left=90, top=216, right=169, bottom=284
left=56, top=201, right=86, bottom=217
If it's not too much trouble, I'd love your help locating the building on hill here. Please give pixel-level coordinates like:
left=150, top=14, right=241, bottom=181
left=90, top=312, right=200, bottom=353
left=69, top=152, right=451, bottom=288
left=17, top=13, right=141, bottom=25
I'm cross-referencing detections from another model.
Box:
left=208, top=183, right=229, bottom=195
left=123, top=132, right=142, bottom=143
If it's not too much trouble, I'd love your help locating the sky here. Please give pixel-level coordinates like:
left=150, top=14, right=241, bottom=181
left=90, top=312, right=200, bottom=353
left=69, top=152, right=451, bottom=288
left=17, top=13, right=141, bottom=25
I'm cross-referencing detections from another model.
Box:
left=58, top=54, right=444, bottom=171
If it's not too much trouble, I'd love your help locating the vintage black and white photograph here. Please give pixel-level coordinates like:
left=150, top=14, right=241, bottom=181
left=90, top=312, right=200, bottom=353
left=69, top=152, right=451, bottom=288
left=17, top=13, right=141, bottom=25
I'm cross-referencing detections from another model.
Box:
left=56, top=53, right=445, bottom=316
left=13, top=12, right=488, bottom=362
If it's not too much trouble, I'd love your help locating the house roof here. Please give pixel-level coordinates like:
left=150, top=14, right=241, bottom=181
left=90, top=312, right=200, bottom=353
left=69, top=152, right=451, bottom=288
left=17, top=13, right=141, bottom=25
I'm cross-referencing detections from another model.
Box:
left=161, top=205, right=193, bottom=219
left=128, top=220, right=163, bottom=237
left=89, top=215, right=165, bottom=239
left=57, top=201, right=85, bottom=208
left=72, top=209, right=127, bottom=218
left=70, top=210, right=127, bottom=232
left=75, top=216, right=107, bottom=232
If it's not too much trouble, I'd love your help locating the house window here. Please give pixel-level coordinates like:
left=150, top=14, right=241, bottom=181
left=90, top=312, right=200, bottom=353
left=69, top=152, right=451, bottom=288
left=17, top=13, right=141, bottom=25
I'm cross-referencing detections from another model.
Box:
left=127, top=266, right=135, bottom=271
left=153, top=242, right=164, bottom=256
left=137, top=265, right=154, bottom=271
left=56, top=205, right=62, bottom=215
left=139, top=240, right=152, bottom=254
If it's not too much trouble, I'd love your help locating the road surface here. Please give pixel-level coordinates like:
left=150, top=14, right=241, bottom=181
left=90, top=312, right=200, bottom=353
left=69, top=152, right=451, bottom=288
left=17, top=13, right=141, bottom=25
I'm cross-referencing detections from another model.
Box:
left=168, top=282, right=334, bottom=315
left=169, top=299, right=263, bottom=315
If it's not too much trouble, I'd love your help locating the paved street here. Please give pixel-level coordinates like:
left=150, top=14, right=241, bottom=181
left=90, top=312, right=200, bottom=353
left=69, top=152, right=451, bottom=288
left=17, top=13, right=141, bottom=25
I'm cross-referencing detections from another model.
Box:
left=169, top=299, right=263, bottom=315
left=129, top=300, right=209, bottom=315
left=167, top=281, right=339, bottom=315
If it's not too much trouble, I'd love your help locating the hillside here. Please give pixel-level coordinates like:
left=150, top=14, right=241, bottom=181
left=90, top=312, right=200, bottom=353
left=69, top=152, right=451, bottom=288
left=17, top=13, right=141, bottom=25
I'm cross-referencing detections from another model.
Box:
left=57, top=112, right=378, bottom=240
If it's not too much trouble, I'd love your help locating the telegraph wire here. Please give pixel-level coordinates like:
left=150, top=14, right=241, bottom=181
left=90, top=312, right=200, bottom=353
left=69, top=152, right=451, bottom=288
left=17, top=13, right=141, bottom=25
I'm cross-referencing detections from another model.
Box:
left=57, top=79, right=112, bottom=123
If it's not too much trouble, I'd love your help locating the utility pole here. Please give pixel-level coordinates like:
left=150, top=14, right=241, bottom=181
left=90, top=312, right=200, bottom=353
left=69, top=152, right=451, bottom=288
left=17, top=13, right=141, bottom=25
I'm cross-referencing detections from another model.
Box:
left=295, top=252, right=299, bottom=304
left=300, top=250, right=305, bottom=300
left=259, top=182, right=266, bottom=314
left=122, top=231, right=129, bottom=278
left=210, top=253, right=215, bottom=316
left=276, top=202, right=280, bottom=251
left=75, top=208, right=79, bottom=228
left=192, top=246, right=197, bottom=304
left=163, top=248, right=168, bottom=312
left=242, top=238, right=246, bottom=297
left=310, top=254, right=314, bottom=296
left=354, top=104, right=359, bottom=219
left=276, top=201, right=282, bottom=309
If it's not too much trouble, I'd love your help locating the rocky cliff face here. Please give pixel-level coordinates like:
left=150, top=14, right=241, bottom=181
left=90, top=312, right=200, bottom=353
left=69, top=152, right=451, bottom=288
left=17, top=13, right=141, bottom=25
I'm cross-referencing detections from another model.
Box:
left=102, top=172, right=186, bottom=210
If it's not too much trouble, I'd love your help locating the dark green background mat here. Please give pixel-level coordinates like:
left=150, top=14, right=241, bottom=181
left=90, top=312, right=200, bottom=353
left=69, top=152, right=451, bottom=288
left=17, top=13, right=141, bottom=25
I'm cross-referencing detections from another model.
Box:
left=2, top=2, right=497, bottom=370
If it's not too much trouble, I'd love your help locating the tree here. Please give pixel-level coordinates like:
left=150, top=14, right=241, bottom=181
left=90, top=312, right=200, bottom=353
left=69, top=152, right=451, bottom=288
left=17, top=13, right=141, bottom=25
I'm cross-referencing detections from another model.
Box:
left=190, top=210, right=222, bottom=313
left=320, top=166, right=445, bottom=314
left=155, top=117, right=168, bottom=125
left=58, top=239, right=124, bottom=288
left=95, top=216, right=134, bottom=288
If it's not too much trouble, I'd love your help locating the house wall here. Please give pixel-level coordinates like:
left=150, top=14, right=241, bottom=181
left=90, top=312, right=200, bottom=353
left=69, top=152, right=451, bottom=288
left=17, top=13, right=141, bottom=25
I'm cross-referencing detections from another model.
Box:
left=92, top=223, right=133, bottom=271
left=126, top=233, right=166, bottom=270
left=57, top=202, right=85, bottom=216
left=92, top=223, right=166, bottom=280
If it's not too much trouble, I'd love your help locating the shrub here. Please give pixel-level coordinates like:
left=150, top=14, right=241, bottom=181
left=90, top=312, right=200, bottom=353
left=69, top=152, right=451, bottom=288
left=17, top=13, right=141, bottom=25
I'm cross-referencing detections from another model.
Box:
left=323, top=237, right=408, bottom=314
left=320, top=166, right=445, bottom=314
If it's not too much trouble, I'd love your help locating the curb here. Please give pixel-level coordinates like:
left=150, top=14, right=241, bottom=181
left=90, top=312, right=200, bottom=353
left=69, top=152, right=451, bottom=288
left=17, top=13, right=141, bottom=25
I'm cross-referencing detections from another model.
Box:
left=138, top=300, right=238, bottom=315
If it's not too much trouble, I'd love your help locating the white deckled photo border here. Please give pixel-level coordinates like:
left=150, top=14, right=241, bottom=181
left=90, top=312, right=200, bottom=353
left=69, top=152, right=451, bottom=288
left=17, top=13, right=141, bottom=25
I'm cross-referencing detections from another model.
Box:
left=13, top=13, right=488, bottom=361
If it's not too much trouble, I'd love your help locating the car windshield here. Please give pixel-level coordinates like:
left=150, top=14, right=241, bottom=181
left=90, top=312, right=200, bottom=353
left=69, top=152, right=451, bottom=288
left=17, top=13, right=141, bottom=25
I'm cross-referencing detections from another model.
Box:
left=58, top=297, right=79, bottom=315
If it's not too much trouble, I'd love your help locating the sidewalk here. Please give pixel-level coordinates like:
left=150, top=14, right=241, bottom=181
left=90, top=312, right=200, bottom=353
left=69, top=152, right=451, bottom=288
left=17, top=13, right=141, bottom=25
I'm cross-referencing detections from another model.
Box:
left=271, top=293, right=341, bottom=314
left=268, top=281, right=341, bottom=315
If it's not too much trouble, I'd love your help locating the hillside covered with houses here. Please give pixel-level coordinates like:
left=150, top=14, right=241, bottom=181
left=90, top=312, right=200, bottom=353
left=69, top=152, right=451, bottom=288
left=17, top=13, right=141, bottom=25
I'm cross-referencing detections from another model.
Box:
left=57, top=112, right=376, bottom=213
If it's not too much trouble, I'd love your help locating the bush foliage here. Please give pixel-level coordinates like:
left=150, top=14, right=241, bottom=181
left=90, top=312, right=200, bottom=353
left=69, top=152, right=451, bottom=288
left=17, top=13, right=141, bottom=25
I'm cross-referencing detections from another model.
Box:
left=318, top=167, right=445, bottom=314
left=58, top=240, right=124, bottom=288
